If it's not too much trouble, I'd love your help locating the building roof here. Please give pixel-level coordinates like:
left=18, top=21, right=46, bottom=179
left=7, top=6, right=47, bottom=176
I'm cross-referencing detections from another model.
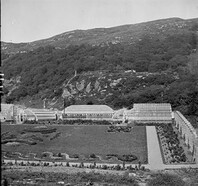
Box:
left=128, top=103, right=172, bottom=121
left=24, top=109, right=36, bottom=118
left=133, top=103, right=172, bottom=111
left=64, top=105, right=114, bottom=114
left=30, top=108, right=55, bottom=114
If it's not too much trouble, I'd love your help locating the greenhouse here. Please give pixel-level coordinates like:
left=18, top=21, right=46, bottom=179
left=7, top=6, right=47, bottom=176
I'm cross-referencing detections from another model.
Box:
left=24, top=108, right=57, bottom=121
left=127, top=103, right=172, bottom=124
left=63, top=105, right=114, bottom=120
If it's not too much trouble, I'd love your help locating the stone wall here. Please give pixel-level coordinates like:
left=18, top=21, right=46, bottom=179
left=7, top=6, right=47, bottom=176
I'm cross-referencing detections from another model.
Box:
left=174, top=111, right=198, bottom=163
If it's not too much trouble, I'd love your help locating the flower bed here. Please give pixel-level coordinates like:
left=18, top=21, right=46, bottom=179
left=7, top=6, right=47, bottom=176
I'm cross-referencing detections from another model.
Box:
left=156, top=124, right=187, bottom=164
left=107, top=126, right=132, bottom=132
left=23, top=127, right=57, bottom=134
left=60, top=119, right=112, bottom=125
left=23, top=119, right=112, bottom=125
left=106, top=154, right=137, bottom=162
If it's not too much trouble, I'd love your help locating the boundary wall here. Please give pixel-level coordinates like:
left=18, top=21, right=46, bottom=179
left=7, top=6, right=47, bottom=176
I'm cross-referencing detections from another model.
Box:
left=174, top=111, right=198, bottom=163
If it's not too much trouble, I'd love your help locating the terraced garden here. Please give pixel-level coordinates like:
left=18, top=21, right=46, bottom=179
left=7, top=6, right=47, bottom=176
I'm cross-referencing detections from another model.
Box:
left=1, top=124, right=147, bottom=164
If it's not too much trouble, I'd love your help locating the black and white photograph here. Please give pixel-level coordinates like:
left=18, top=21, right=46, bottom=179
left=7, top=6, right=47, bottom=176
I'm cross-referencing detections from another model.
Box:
left=1, top=0, right=198, bottom=185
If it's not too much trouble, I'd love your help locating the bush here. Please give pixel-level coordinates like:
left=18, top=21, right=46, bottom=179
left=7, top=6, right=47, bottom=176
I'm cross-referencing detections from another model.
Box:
left=89, top=154, right=96, bottom=159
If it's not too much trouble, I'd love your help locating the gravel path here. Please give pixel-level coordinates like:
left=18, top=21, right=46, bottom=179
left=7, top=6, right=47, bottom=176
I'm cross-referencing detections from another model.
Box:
left=146, top=126, right=165, bottom=170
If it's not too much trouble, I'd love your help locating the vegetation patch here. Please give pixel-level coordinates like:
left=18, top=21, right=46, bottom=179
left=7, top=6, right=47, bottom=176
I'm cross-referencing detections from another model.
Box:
left=156, top=124, right=188, bottom=164
left=1, top=171, right=139, bottom=186
left=107, top=126, right=132, bottom=132
left=106, top=154, right=138, bottom=162
left=23, top=127, right=57, bottom=134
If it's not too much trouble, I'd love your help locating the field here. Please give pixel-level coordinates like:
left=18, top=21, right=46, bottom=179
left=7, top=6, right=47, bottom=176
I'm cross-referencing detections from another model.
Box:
left=1, top=124, right=147, bottom=163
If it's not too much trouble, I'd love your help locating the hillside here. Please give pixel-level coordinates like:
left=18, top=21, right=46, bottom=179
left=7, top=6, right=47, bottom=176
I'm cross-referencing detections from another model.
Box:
left=1, top=17, right=198, bottom=127
left=1, top=17, right=198, bottom=55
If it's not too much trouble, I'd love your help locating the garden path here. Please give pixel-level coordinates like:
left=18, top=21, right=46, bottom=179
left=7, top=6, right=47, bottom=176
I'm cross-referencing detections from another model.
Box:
left=146, top=126, right=165, bottom=170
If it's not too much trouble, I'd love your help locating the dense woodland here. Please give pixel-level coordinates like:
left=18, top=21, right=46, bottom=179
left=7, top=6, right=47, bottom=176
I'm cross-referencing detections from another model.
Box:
left=2, top=26, right=198, bottom=127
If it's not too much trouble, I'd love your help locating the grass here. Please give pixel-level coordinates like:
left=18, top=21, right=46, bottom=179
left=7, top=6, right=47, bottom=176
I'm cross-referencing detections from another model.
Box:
left=1, top=124, right=147, bottom=163
left=2, top=170, right=139, bottom=186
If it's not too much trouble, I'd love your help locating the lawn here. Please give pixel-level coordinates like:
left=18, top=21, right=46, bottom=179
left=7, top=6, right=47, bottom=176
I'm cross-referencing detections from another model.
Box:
left=1, top=124, right=147, bottom=163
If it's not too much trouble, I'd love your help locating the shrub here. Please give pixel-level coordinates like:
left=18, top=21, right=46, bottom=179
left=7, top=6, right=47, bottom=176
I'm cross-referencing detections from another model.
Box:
left=89, top=154, right=96, bottom=159
left=66, top=162, right=70, bottom=167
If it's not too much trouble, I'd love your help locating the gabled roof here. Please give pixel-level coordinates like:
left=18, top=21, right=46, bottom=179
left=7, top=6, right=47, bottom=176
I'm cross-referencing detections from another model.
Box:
left=64, top=105, right=114, bottom=113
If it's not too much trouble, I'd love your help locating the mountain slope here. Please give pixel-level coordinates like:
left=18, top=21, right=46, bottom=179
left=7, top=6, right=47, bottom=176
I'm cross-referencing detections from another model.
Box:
left=1, top=17, right=198, bottom=54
